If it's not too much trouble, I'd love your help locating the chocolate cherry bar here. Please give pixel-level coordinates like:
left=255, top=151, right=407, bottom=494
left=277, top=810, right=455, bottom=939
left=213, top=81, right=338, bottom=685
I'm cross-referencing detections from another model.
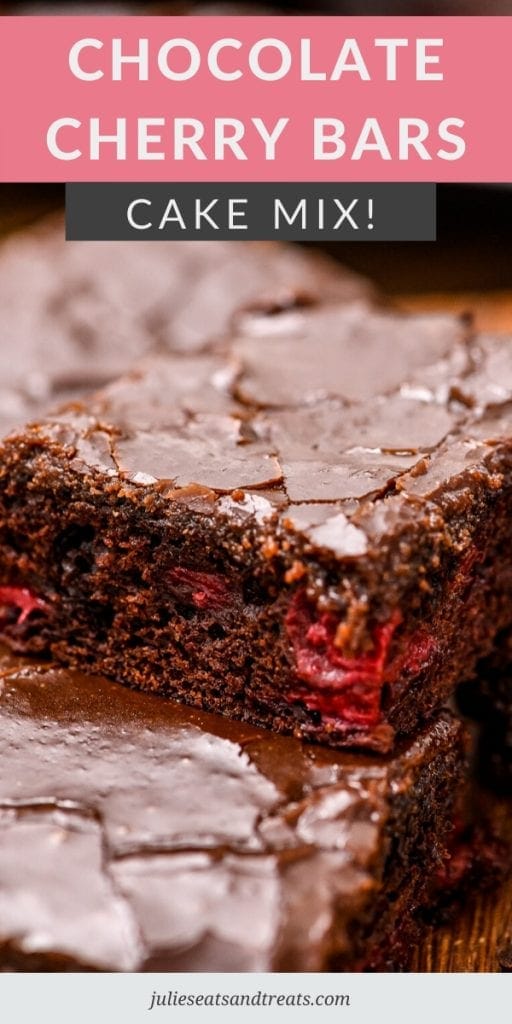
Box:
left=0, top=214, right=370, bottom=435
left=0, top=647, right=466, bottom=971
left=0, top=300, right=511, bottom=751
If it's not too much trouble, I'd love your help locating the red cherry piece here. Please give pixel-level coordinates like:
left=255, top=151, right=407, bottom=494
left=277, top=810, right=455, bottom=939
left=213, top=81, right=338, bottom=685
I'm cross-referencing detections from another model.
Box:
left=285, top=591, right=401, bottom=729
left=0, top=586, right=47, bottom=625
left=168, top=567, right=232, bottom=611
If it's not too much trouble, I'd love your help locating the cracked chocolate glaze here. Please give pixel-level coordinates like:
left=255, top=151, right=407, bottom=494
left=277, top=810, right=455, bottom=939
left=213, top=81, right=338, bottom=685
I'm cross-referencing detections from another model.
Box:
left=0, top=216, right=372, bottom=436
left=8, top=304, right=509, bottom=549
left=17, top=302, right=474, bottom=502
left=0, top=649, right=463, bottom=971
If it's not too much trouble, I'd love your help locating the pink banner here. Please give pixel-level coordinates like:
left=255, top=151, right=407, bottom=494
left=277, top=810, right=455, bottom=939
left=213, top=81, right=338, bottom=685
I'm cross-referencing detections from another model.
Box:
left=0, top=15, right=510, bottom=182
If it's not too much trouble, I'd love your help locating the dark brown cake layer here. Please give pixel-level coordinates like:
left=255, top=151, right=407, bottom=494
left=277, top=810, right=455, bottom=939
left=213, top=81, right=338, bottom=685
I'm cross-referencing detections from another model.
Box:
left=0, top=215, right=371, bottom=435
left=0, top=646, right=465, bottom=971
left=0, top=300, right=511, bottom=750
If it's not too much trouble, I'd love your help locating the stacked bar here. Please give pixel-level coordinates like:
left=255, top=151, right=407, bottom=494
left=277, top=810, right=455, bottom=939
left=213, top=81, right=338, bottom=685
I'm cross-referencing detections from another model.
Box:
left=0, top=297, right=511, bottom=752
left=0, top=215, right=506, bottom=970
left=0, top=649, right=465, bottom=971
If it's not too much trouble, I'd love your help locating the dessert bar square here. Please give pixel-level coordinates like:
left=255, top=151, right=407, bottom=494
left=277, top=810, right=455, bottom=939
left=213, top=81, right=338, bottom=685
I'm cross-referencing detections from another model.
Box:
left=0, top=649, right=466, bottom=971
left=0, top=301, right=510, bottom=750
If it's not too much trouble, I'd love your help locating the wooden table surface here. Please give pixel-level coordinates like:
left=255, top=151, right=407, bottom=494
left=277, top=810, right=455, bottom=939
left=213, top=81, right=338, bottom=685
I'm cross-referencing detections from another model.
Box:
left=408, top=791, right=512, bottom=972
left=1, top=188, right=512, bottom=972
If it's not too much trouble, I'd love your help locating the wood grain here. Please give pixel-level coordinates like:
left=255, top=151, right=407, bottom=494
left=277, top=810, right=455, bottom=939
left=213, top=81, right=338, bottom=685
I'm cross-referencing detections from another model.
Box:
left=412, top=794, right=512, bottom=972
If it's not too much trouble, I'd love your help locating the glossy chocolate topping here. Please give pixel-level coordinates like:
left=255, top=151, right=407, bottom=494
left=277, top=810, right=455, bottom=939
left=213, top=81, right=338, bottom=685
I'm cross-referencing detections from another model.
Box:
left=0, top=217, right=371, bottom=436
left=18, top=298, right=508, bottom=551
left=0, top=650, right=459, bottom=970
left=53, top=309, right=512, bottom=556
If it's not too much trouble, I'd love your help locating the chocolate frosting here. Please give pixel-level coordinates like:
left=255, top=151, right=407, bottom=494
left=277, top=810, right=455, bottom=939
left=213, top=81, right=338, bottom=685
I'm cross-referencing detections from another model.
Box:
left=18, top=294, right=511, bottom=561
left=0, top=217, right=371, bottom=436
left=232, top=303, right=467, bottom=406
left=0, top=650, right=457, bottom=970
left=9, top=294, right=487, bottom=544
left=8, top=217, right=512, bottom=569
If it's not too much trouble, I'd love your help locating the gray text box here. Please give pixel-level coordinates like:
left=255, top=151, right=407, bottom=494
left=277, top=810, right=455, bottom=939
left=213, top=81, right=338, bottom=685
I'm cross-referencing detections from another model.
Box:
left=66, top=182, right=436, bottom=241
